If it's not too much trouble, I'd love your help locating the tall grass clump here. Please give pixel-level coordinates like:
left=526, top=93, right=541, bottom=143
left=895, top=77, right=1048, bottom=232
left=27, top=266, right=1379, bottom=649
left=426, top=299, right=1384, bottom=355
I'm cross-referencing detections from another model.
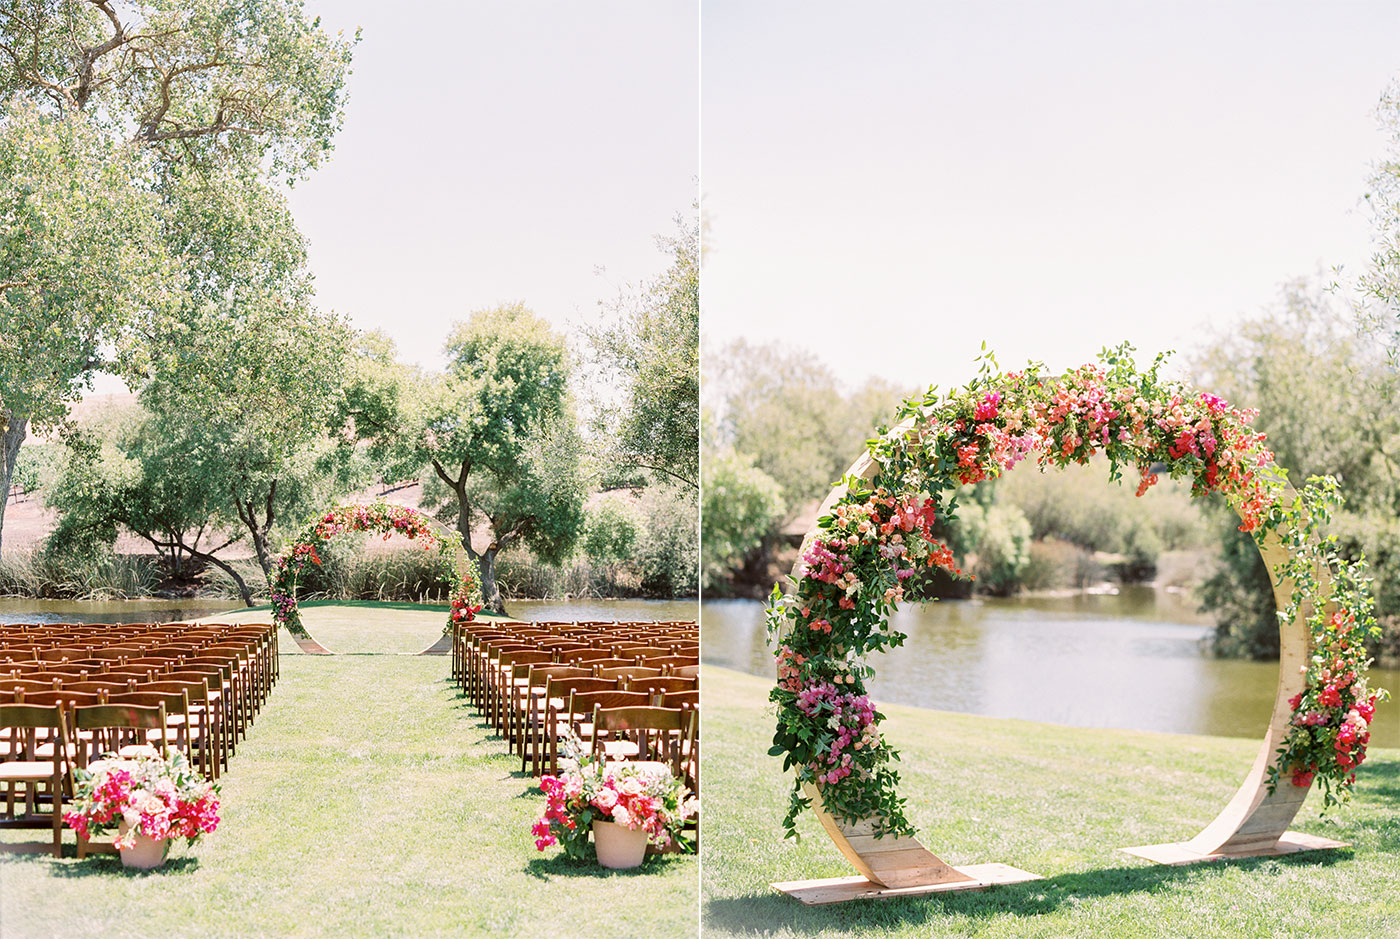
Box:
left=0, top=549, right=163, bottom=599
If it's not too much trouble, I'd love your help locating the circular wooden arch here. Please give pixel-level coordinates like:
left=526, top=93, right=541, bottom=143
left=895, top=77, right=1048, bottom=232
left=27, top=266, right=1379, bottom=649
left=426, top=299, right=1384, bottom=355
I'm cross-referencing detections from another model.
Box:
left=270, top=504, right=479, bottom=656
left=777, top=415, right=1339, bottom=895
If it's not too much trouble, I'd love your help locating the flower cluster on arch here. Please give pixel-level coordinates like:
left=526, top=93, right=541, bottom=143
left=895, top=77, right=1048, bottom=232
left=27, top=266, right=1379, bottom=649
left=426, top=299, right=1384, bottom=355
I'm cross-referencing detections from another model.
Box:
left=766, top=346, right=1388, bottom=840
left=268, top=502, right=483, bottom=639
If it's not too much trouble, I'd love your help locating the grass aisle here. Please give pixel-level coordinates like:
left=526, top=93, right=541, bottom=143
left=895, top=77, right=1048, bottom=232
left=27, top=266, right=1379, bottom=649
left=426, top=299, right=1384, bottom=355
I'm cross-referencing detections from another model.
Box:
left=701, top=666, right=1400, bottom=939
left=0, top=615, right=696, bottom=938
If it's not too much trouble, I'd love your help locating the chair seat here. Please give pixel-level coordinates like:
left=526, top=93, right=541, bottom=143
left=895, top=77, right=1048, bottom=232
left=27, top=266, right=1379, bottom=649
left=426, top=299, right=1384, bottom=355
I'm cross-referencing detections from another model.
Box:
left=0, top=761, right=64, bottom=780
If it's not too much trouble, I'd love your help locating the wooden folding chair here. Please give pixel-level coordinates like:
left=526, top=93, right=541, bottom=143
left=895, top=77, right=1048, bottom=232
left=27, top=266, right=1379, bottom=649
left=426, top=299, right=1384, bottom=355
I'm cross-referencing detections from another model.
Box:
left=0, top=703, right=73, bottom=857
left=539, top=677, right=615, bottom=777
left=594, top=665, right=665, bottom=684
left=514, top=665, right=590, bottom=772
left=628, top=675, right=696, bottom=696
left=71, top=703, right=168, bottom=859
left=590, top=705, right=695, bottom=780
left=565, top=690, right=651, bottom=762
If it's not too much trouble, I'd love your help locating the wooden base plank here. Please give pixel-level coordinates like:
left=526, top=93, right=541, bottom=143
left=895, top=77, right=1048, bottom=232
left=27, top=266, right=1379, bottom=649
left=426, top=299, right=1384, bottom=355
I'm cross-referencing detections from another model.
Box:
left=771, top=863, right=1043, bottom=905
left=1120, top=830, right=1350, bottom=866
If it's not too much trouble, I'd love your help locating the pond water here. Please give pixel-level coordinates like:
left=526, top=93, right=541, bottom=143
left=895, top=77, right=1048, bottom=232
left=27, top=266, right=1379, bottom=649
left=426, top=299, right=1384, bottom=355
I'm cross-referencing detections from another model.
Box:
left=702, top=586, right=1399, bottom=745
left=0, top=597, right=236, bottom=625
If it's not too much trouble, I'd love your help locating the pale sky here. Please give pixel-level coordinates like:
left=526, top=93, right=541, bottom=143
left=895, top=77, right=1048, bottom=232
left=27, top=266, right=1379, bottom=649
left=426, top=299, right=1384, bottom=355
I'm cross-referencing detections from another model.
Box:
left=701, top=2, right=1400, bottom=391
left=92, top=1, right=699, bottom=394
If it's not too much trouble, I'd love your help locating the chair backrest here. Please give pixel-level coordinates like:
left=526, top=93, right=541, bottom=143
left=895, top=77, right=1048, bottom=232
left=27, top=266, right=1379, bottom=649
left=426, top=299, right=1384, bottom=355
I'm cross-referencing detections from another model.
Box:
left=0, top=704, right=68, bottom=766
left=62, top=680, right=135, bottom=699
left=590, top=705, right=693, bottom=774
left=628, top=675, right=696, bottom=695
left=643, top=655, right=699, bottom=671
left=524, top=665, right=590, bottom=692
left=72, top=703, right=169, bottom=764
left=18, top=689, right=102, bottom=708
left=566, top=690, right=650, bottom=724
left=594, top=665, right=664, bottom=683
left=656, top=690, right=699, bottom=708
left=563, top=649, right=616, bottom=664
left=543, top=676, right=616, bottom=709
left=500, top=650, right=552, bottom=671
left=610, top=645, right=669, bottom=658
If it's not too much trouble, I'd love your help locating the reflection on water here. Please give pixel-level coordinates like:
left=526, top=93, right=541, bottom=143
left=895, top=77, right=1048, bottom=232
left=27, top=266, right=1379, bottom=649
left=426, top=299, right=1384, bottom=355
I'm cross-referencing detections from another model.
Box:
left=0, top=597, right=236, bottom=625
left=702, top=586, right=1399, bottom=744
left=504, top=598, right=698, bottom=623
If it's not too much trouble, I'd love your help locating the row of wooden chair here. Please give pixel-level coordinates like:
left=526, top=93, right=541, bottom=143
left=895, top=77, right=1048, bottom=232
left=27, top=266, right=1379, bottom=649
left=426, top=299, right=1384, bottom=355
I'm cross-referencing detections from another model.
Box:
left=453, top=620, right=701, bottom=796
left=2, top=623, right=279, bottom=780
left=450, top=619, right=696, bottom=685
left=2, top=698, right=201, bottom=858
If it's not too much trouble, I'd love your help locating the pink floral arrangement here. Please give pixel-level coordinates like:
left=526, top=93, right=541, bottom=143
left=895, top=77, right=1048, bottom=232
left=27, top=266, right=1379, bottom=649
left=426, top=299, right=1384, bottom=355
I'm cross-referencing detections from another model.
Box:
left=532, top=739, right=697, bottom=861
left=65, top=747, right=220, bottom=852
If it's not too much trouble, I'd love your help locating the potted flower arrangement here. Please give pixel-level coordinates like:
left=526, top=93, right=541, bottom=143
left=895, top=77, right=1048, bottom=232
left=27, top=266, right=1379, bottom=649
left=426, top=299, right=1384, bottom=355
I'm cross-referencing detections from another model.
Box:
left=532, top=737, right=697, bottom=869
left=65, top=746, right=221, bottom=869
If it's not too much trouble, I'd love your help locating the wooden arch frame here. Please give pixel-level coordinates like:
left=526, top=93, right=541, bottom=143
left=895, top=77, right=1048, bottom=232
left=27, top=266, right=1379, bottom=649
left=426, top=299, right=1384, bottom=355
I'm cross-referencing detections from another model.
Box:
left=773, top=417, right=1349, bottom=904
left=269, top=503, right=479, bottom=656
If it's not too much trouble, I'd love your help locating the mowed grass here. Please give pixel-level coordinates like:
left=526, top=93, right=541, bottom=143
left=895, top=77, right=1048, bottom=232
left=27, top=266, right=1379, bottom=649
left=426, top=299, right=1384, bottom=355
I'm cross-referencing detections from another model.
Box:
left=700, top=666, right=1400, bottom=939
left=212, top=600, right=458, bottom=655
left=0, top=607, right=697, bottom=938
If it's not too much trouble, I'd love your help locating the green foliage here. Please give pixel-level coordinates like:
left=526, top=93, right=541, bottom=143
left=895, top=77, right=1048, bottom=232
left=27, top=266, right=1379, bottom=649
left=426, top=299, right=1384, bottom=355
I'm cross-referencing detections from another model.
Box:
left=952, top=500, right=1032, bottom=596
left=998, top=457, right=1210, bottom=564
left=587, top=212, right=699, bottom=488
left=386, top=304, right=587, bottom=610
left=1191, top=281, right=1400, bottom=659
left=10, top=443, right=57, bottom=493
left=632, top=484, right=698, bottom=597
left=707, top=339, right=911, bottom=512
left=0, top=105, right=174, bottom=430
left=581, top=497, right=640, bottom=565
left=0, top=0, right=354, bottom=556
left=0, top=0, right=356, bottom=180
left=0, top=547, right=163, bottom=599
left=700, top=451, right=784, bottom=590
left=1199, top=510, right=1280, bottom=659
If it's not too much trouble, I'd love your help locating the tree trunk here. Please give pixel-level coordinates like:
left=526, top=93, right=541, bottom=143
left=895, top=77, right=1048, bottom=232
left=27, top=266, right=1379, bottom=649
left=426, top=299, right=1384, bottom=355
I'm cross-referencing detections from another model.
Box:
left=250, top=526, right=273, bottom=581
left=0, top=415, right=29, bottom=558
left=475, top=546, right=506, bottom=616
left=200, top=553, right=255, bottom=607
left=455, top=498, right=506, bottom=615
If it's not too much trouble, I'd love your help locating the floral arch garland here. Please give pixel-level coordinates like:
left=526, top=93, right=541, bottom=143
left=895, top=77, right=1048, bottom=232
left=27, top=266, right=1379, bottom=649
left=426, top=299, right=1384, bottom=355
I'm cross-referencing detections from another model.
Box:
left=766, top=347, right=1387, bottom=882
left=269, top=502, right=483, bottom=648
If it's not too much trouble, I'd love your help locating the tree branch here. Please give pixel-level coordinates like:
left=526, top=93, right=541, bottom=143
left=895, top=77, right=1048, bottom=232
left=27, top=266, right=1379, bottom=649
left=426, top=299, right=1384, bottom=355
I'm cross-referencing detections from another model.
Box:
left=620, top=459, right=698, bottom=490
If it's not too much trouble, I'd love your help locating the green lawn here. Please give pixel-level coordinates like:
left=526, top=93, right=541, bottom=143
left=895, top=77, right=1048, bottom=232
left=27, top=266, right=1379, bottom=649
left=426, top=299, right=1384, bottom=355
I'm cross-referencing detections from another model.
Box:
left=700, top=666, right=1400, bottom=939
left=0, top=606, right=697, bottom=938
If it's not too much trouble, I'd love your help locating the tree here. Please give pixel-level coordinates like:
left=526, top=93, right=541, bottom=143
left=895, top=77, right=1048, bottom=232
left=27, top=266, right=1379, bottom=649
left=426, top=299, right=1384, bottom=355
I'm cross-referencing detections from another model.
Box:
left=392, top=304, right=586, bottom=614
left=1191, top=280, right=1400, bottom=658
left=0, top=0, right=354, bottom=555
left=0, top=104, right=172, bottom=555
left=140, top=299, right=357, bottom=586
left=700, top=450, right=784, bottom=591
left=0, top=0, right=355, bottom=179
left=45, top=410, right=264, bottom=601
left=708, top=339, right=910, bottom=513
left=587, top=213, right=699, bottom=489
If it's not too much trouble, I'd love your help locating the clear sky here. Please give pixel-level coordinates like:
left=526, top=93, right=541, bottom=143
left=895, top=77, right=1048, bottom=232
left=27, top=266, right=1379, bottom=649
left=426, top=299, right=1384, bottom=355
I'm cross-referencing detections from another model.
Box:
left=295, top=1, right=699, bottom=368
left=701, top=2, right=1400, bottom=391
left=91, top=1, right=699, bottom=394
